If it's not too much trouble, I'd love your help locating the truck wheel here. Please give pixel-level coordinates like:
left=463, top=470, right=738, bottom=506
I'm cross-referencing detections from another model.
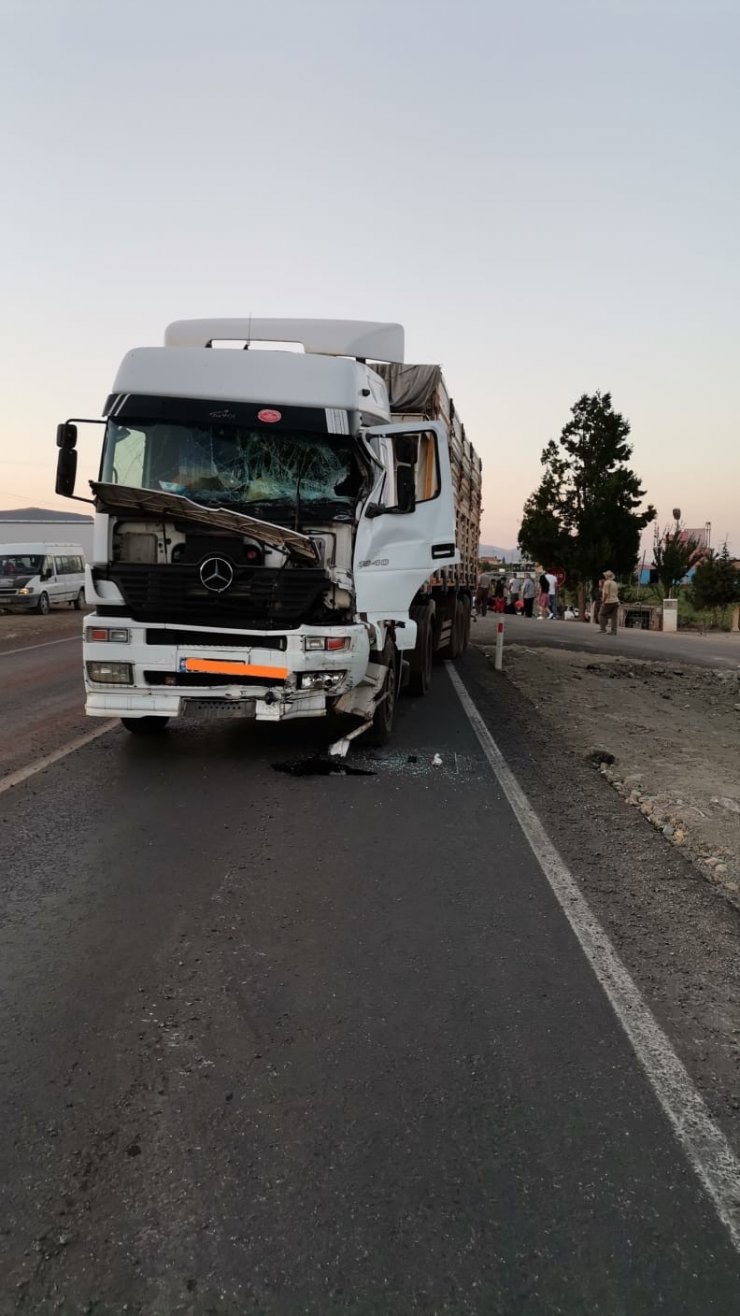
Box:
left=435, top=605, right=456, bottom=661
left=407, top=610, right=433, bottom=697
left=365, top=640, right=398, bottom=745
left=74, top=589, right=85, bottom=610
left=444, top=601, right=464, bottom=660
left=35, top=592, right=50, bottom=616
left=121, top=717, right=171, bottom=735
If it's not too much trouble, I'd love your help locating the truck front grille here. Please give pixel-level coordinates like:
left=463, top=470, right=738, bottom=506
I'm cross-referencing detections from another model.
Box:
left=144, top=628, right=288, bottom=649
left=106, top=564, right=331, bottom=627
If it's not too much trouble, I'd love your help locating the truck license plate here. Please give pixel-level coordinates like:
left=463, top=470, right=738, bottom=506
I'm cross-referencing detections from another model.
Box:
left=182, top=698, right=257, bottom=719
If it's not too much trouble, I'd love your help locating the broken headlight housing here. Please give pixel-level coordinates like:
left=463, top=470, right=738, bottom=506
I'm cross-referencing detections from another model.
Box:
left=298, top=671, right=347, bottom=691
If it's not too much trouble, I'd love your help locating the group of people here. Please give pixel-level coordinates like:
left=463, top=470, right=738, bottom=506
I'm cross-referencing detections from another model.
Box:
left=476, top=568, right=621, bottom=632
left=476, top=569, right=560, bottom=620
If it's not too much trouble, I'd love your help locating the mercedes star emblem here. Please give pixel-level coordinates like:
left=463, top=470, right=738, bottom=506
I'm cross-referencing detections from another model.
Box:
left=199, top=556, right=234, bottom=593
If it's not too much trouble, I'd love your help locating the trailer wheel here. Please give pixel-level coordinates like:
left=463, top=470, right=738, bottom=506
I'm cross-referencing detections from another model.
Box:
left=121, top=717, right=171, bottom=735
left=407, top=608, right=433, bottom=697
left=364, top=639, right=398, bottom=745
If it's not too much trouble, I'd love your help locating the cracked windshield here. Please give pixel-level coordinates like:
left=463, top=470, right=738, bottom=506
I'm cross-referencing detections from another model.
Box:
left=102, top=421, right=360, bottom=518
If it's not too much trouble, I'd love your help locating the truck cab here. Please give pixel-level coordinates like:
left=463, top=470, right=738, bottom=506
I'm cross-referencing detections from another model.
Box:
left=56, top=320, right=473, bottom=744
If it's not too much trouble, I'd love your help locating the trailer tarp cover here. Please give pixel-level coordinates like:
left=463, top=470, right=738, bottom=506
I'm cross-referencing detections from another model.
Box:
left=372, top=363, right=442, bottom=415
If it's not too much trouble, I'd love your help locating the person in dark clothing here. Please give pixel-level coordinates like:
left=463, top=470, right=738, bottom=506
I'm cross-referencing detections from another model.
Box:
left=591, top=577, right=604, bottom=626
left=476, top=570, right=492, bottom=616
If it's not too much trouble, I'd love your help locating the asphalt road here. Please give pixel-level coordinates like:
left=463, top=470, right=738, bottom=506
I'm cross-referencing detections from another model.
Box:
left=0, top=629, right=88, bottom=778
left=1, top=645, right=740, bottom=1312
left=474, top=611, right=740, bottom=668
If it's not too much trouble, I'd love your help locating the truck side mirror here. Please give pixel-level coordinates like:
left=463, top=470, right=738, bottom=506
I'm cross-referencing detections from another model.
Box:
left=56, top=447, right=78, bottom=497
left=56, top=422, right=78, bottom=450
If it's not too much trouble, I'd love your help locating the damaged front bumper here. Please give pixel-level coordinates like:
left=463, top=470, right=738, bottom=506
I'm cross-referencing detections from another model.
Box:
left=83, top=618, right=372, bottom=723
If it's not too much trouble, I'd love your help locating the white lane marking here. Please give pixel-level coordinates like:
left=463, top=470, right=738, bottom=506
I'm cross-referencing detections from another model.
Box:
left=0, top=636, right=80, bottom=658
left=446, top=662, right=740, bottom=1253
left=0, top=721, right=118, bottom=796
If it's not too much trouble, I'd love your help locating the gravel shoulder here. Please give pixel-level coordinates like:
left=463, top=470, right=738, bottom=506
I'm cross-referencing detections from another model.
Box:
left=0, top=608, right=89, bottom=654
left=484, top=641, right=740, bottom=899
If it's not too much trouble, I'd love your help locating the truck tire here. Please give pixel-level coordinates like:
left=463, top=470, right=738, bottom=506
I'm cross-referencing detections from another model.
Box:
left=435, top=604, right=455, bottom=661
left=364, top=639, right=398, bottom=745
left=438, top=599, right=464, bottom=660
left=121, top=717, right=171, bottom=735
left=407, top=607, right=433, bottom=697
left=35, top=592, right=50, bottom=616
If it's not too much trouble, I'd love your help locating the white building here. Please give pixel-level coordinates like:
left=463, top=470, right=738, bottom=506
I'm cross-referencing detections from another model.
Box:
left=0, top=517, right=94, bottom=560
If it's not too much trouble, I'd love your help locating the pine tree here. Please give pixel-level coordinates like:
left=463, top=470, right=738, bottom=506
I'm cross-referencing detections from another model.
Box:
left=692, top=543, right=740, bottom=619
left=518, top=393, right=655, bottom=613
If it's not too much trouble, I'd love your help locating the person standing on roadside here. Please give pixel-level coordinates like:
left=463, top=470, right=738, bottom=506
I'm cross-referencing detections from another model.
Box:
left=545, top=569, right=559, bottom=620
left=591, top=577, right=604, bottom=626
left=476, top=569, right=492, bottom=616
left=507, top=573, right=522, bottom=614
left=493, top=577, right=506, bottom=613
left=599, top=570, right=620, bottom=634
left=537, top=569, right=550, bottom=618
left=521, top=573, right=536, bottom=617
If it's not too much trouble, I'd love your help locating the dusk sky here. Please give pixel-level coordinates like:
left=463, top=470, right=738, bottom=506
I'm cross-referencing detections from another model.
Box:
left=1, top=0, right=738, bottom=551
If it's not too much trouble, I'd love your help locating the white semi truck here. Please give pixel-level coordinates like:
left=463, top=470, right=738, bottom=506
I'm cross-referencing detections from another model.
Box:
left=55, top=320, right=482, bottom=746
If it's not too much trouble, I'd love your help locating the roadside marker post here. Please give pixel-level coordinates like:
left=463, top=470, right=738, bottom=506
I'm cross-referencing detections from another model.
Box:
left=494, top=619, right=504, bottom=671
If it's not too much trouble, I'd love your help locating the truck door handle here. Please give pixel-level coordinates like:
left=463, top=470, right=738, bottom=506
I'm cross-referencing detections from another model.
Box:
left=431, top=543, right=455, bottom=559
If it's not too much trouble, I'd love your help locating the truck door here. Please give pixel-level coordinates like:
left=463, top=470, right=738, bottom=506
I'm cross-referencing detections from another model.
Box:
left=354, top=421, right=458, bottom=618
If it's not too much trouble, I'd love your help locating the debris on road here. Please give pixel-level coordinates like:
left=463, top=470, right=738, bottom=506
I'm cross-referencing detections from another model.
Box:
left=272, top=756, right=374, bottom=777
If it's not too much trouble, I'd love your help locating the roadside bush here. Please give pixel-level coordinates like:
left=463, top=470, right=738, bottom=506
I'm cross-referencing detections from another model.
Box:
left=690, top=545, right=740, bottom=630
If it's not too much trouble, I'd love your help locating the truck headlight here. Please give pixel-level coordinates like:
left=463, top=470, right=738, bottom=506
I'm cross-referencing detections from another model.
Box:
left=17, top=588, right=31, bottom=595
left=86, top=661, right=133, bottom=685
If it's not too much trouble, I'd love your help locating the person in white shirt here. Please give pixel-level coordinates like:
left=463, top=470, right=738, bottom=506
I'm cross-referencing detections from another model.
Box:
left=545, top=571, right=559, bottom=619
left=507, top=576, right=522, bottom=614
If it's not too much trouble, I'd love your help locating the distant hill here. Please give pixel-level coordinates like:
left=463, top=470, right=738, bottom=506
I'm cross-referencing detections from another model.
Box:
left=0, top=506, right=93, bottom=523
left=479, top=543, right=516, bottom=560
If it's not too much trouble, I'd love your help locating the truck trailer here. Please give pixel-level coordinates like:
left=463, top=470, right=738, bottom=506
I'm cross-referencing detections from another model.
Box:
left=55, top=319, right=482, bottom=747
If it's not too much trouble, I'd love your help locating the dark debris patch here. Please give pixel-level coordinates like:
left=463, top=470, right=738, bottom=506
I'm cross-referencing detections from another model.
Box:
left=586, top=746, right=616, bottom=766
left=272, top=756, right=375, bottom=777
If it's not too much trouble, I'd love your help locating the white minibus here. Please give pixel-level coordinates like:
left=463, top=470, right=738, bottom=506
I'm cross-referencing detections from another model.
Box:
left=0, top=543, right=86, bottom=614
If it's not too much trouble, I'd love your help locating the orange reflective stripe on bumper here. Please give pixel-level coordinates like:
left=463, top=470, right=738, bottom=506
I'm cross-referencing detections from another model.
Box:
left=182, top=658, right=289, bottom=680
